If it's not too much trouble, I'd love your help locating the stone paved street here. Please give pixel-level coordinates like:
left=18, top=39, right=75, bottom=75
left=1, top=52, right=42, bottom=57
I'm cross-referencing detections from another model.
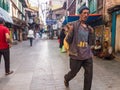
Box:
left=0, top=39, right=120, bottom=90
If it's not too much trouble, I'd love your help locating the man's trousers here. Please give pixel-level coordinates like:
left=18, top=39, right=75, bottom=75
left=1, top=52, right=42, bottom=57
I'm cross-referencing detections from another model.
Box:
left=0, top=48, right=10, bottom=73
left=64, top=58, right=93, bottom=90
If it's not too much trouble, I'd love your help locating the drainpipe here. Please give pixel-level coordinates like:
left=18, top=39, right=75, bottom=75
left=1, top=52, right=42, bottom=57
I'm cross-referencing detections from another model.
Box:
left=102, top=0, right=106, bottom=43
left=66, top=0, right=68, bottom=16
left=66, top=0, right=68, bottom=23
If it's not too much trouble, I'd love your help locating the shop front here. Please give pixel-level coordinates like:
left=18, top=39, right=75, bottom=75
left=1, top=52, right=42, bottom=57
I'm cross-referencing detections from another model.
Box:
left=115, top=13, right=120, bottom=52
left=12, top=17, right=28, bottom=41
left=94, top=25, right=103, bottom=42
left=108, top=5, right=120, bottom=53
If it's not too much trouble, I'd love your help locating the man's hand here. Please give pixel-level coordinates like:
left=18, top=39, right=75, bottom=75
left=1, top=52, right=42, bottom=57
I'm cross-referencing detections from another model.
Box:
left=8, top=43, right=12, bottom=48
left=6, top=33, right=12, bottom=44
left=67, top=23, right=73, bottom=31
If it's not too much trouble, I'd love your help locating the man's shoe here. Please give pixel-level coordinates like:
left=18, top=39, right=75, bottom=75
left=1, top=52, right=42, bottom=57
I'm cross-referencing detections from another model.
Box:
left=64, top=79, right=69, bottom=87
left=5, top=71, right=14, bottom=75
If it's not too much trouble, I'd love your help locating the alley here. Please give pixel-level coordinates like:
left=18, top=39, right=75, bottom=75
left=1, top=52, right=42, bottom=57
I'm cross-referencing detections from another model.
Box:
left=0, top=39, right=120, bottom=90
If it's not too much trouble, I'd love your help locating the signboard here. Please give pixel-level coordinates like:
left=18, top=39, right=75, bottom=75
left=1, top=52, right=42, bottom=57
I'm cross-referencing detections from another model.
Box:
left=46, top=19, right=57, bottom=25
left=52, top=24, right=57, bottom=30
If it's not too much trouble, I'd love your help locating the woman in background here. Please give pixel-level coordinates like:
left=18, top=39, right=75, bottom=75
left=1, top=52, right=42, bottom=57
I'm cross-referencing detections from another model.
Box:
left=27, top=27, right=34, bottom=46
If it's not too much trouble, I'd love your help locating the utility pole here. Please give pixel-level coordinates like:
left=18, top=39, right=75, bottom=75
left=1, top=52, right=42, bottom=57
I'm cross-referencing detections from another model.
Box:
left=37, top=0, right=40, bottom=18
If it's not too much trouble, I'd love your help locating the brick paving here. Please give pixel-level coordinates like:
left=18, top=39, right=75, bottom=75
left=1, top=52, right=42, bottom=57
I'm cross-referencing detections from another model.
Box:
left=0, top=39, right=120, bottom=90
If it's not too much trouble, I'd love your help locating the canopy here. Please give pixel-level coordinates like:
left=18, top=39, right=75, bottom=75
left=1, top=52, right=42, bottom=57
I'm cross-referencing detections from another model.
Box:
left=0, top=7, right=13, bottom=24
left=62, top=14, right=102, bottom=26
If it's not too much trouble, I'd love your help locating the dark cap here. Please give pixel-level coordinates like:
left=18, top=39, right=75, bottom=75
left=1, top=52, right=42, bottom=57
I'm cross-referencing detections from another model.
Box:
left=78, top=6, right=89, bottom=14
left=0, top=17, right=5, bottom=24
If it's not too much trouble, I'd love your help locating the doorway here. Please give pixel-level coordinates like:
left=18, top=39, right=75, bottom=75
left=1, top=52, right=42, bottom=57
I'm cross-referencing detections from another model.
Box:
left=115, top=14, right=120, bottom=52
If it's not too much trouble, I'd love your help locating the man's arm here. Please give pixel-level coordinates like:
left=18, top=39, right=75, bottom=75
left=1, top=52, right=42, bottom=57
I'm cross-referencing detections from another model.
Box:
left=88, top=25, right=95, bottom=46
left=65, top=24, right=74, bottom=44
left=5, top=33, right=12, bottom=44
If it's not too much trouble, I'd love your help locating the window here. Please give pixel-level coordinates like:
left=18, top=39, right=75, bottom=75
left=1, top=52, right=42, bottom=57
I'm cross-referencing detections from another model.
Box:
left=89, top=0, right=97, bottom=13
left=13, top=0, right=17, bottom=5
left=97, top=0, right=103, bottom=9
left=78, top=0, right=82, bottom=4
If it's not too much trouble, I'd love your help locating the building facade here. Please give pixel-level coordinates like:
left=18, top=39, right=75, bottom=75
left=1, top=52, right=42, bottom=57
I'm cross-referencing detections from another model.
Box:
left=67, top=0, right=76, bottom=15
left=88, top=0, right=120, bottom=53
left=76, top=0, right=88, bottom=14
left=10, top=0, right=27, bottom=41
left=0, top=0, right=9, bottom=12
left=107, top=0, right=120, bottom=53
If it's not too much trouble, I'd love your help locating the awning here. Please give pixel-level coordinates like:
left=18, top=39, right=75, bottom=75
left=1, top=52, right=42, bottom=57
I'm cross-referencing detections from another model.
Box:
left=108, top=5, right=120, bottom=13
left=0, top=7, right=13, bottom=24
left=12, top=17, right=28, bottom=27
left=62, top=14, right=102, bottom=26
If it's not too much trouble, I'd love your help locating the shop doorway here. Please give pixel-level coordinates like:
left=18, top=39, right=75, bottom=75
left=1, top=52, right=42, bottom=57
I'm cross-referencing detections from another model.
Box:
left=115, top=14, right=120, bottom=53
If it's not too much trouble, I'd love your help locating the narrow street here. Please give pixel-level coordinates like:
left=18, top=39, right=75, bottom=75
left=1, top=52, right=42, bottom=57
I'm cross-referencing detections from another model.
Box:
left=0, top=39, right=120, bottom=90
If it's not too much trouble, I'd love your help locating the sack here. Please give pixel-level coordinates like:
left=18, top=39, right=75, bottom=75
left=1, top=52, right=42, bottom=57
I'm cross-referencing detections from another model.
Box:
left=27, top=34, right=30, bottom=38
left=27, top=34, right=34, bottom=38
left=61, top=45, right=66, bottom=53
left=64, top=38, right=69, bottom=51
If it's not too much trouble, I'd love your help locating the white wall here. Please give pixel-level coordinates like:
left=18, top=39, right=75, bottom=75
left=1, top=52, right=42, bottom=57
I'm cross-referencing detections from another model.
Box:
left=9, top=1, right=12, bottom=17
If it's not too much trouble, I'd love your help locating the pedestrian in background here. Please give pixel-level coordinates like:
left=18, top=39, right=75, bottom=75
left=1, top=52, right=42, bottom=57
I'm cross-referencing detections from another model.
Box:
left=64, top=6, right=94, bottom=90
left=59, top=27, right=66, bottom=52
left=91, top=40, right=102, bottom=56
left=0, top=17, right=13, bottom=75
left=99, top=41, right=115, bottom=60
left=27, top=27, right=34, bottom=46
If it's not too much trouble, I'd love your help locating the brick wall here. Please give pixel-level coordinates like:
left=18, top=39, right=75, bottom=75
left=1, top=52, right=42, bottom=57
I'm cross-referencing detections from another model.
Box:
left=104, top=0, right=120, bottom=21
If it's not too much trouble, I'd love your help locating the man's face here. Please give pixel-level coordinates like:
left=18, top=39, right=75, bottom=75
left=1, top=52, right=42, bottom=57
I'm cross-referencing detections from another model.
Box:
left=80, top=9, right=89, bottom=21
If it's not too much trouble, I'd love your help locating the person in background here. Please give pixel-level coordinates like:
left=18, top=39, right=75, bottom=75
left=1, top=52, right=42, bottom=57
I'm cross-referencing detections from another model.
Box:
left=63, top=24, right=71, bottom=54
left=0, top=17, right=13, bottom=75
left=64, top=6, right=94, bottom=90
left=91, top=40, right=102, bottom=56
left=27, top=27, right=34, bottom=46
left=59, top=27, right=66, bottom=52
left=99, top=41, right=115, bottom=60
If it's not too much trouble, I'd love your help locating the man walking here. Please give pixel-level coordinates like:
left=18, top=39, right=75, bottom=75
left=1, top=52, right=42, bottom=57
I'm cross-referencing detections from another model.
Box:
left=27, top=27, right=34, bottom=46
left=64, top=6, right=94, bottom=90
left=0, top=17, right=13, bottom=75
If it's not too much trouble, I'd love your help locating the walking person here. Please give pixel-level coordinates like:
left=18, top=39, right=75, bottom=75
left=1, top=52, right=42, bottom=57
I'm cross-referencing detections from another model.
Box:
left=27, top=27, right=34, bottom=46
left=59, top=27, right=66, bottom=52
left=0, top=17, right=13, bottom=75
left=64, top=6, right=94, bottom=90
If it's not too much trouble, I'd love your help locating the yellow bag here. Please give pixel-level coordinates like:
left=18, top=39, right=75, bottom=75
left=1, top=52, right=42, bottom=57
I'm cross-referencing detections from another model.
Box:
left=61, top=45, right=66, bottom=53
left=63, top=38, right=69, bottom=54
